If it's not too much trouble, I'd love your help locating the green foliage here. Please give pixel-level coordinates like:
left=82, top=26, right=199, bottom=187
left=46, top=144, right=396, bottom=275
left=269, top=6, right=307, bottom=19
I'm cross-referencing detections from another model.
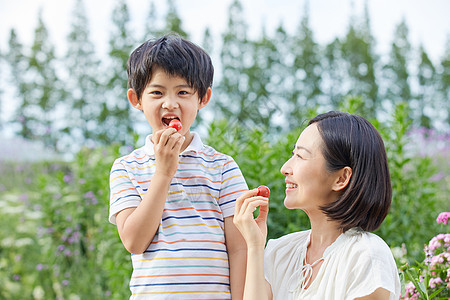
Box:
left=1, top=99, right=448, bottom=296
left=0, top=146, right=131, bottom=299
left=376, top=102, right=442, bottom=260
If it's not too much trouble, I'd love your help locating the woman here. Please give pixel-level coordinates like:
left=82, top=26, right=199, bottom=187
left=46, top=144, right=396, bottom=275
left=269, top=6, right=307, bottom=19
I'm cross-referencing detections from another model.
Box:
left=234, top=111, right=401, bottom=299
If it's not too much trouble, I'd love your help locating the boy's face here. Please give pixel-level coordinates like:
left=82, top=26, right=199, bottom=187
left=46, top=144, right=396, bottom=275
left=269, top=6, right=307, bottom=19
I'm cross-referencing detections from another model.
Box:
left=128, top=67, right=210, bottom=139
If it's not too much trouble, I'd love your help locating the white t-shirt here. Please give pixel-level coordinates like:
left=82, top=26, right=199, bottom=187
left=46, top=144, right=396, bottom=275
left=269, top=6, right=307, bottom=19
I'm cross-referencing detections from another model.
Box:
left=264, top=228, right=401, bottom=300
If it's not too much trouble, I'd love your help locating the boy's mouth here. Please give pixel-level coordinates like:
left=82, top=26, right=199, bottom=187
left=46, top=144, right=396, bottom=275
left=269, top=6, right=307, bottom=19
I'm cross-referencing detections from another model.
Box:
left=162, top=116, right=180, bottom=126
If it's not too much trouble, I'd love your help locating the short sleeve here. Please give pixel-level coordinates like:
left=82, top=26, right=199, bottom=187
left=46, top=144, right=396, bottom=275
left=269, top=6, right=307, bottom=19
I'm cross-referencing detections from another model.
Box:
left=109, top=158, right=142, bottom=224
left=345, top=235, right=401, bottom=300
left=218, top=157, right=248, bottom=218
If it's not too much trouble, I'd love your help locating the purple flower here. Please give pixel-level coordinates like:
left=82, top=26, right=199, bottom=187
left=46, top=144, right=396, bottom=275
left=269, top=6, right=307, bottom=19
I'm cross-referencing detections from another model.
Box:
left=429, top=172, right=445, bottom=182
left=63, top=175, right=72, bottom=183
left=13, top=275, right=20, bottom=281
left=62, top=280, right=69, bottom=286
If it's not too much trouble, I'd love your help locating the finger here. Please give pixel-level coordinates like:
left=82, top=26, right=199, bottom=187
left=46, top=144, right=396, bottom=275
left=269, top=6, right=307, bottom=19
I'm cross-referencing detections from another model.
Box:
left=255, top=198, right=269, bottom=223
left=240, top=196, right=266, bottom=218
left=152, top=129, right=165, bottom=145
left=171, top=134, right=185, bottom=151
left=235, top=189, right=258, bottom=215
left=245, top=198, right=268, bottom=217
left=158, top=128, right=178, bottom=146
left=164, top=132, right=183, bottom=149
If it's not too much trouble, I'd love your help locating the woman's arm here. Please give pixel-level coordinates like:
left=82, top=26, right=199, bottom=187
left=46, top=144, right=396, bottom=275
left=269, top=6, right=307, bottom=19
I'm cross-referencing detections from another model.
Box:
left=354, top=288, right=390, bottom=300
left=233, top=189, right=272, bottom=300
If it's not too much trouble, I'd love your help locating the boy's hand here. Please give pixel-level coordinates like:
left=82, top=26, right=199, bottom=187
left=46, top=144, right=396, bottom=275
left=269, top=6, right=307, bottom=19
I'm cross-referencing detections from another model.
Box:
left=152, top=128, right=185, bottom=177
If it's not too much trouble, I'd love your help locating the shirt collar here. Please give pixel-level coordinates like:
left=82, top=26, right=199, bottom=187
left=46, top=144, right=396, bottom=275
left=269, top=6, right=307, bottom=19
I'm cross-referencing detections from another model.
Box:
left=143, top=132, right=204, bottom=156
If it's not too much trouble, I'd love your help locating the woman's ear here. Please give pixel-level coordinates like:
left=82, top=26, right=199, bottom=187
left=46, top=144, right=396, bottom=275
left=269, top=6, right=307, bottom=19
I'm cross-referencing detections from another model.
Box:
left=332, top=166, right=352, bottom=192
left=128, top=89, right=142, bottom=110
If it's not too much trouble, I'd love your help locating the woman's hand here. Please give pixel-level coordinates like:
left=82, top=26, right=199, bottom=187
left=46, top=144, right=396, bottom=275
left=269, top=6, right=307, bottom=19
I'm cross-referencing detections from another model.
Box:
left=233, top=188, right=269, bottom=249
left=152, top=128, right=185, bottom=177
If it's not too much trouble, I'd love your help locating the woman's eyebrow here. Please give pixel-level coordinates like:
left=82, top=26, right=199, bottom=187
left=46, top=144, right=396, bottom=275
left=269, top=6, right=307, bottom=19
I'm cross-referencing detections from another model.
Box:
left=296, top=145, right=312, bottom=154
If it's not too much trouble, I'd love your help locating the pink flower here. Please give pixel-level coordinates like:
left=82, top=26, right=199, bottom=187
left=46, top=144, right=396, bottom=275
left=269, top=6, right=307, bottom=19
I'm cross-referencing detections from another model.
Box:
left=403, top=281, right=419, bottom=299
left=429, top=277, right=443, bottom=289
left=436, top=212, right=450, bottom=225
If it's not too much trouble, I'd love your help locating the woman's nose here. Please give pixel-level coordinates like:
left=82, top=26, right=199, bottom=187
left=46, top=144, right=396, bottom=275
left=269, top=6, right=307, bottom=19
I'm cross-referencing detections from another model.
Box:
left=280, top=158, right=292, bottom=175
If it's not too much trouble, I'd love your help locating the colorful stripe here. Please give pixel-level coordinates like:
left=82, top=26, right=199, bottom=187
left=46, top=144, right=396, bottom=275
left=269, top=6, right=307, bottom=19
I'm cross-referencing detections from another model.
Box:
left=109, top=134, right=248, bottom=298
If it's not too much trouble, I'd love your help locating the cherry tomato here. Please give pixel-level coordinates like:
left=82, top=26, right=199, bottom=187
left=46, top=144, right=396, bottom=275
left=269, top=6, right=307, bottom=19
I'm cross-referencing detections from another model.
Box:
left=169, top=119, right=182, bottom=131
left=257, top=185, right=270, bottom=197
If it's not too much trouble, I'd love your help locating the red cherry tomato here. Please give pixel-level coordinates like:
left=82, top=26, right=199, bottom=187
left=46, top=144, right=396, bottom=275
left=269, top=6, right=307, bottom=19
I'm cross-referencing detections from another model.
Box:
left=257, top=185, right=270, bottom=197
left=169, top=119, right=182, bottom=131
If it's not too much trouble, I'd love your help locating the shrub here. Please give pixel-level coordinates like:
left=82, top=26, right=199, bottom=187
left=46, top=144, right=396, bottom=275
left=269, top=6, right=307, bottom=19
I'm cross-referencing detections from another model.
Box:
left=400, top=212, right=450, bottom=299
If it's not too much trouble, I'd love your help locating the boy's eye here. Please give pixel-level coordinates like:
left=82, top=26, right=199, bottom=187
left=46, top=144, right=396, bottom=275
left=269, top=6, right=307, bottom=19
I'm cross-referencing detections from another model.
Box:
left=178, top=90, right=189, bottom=95
left=150, top=91, right=162, bottom=95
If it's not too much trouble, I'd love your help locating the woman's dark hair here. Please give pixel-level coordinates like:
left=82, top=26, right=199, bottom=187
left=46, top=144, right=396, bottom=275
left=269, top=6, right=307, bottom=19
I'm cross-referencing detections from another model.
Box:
left=309, top=111, right=392, bottom=232
left=127, top=33, right=214, bottom=102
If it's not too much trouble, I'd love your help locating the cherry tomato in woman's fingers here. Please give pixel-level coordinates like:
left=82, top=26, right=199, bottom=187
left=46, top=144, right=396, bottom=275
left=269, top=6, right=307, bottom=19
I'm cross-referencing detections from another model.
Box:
left=257, top=185, right=270, bottom=198
left=168, top=119, right=182, bottom=131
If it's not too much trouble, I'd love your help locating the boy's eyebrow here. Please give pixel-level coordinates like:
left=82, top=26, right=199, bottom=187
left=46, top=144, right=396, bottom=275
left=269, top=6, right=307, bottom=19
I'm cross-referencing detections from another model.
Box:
left=147, top=84, right=191, bottom=89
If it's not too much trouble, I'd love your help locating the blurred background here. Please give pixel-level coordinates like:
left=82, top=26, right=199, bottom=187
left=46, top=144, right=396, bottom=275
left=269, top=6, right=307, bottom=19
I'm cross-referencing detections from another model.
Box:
left=0, top=0, right=449, bottom=298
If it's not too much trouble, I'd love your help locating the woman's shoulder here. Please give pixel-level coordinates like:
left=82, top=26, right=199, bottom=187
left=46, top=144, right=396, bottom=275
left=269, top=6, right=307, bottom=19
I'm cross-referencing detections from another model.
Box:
left=337, top=229, right=401, bottom=299
left=265, top=230, right=310, bottom=254
left=338, top=229, right=396, bottom=265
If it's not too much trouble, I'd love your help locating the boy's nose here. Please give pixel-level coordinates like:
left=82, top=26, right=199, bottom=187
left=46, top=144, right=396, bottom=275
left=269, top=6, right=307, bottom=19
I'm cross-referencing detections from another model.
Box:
left=162, top=97, right=179, bottom=109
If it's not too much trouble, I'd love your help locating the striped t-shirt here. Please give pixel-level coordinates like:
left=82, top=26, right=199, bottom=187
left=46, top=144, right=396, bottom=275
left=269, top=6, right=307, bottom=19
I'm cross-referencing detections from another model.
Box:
left=109, top=132, right=248, bottom=299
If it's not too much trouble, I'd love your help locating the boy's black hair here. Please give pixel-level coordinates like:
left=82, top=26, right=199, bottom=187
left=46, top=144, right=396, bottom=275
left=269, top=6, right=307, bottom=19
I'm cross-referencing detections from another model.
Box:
left=127, top=33, right=214, bottom=102
left=309, top=111, right=392, bottom=232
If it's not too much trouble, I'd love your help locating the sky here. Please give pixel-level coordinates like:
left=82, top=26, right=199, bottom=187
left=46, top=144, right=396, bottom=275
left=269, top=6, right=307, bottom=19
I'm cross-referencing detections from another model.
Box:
left=0, top=0, right=449, bottom=62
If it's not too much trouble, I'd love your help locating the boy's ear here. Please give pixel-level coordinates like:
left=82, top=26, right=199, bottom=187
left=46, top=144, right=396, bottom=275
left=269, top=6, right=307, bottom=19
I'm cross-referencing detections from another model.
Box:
left=332, top=166, right=352, bottom=192
left=128, top=89, right=142, bottom=110
left=198, top=87, right=212, bottom=110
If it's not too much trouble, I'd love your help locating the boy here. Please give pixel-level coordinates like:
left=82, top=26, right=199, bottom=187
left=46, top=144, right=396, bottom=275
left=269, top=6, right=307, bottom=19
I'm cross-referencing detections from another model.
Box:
left=109, top=34, right=248, bottom=299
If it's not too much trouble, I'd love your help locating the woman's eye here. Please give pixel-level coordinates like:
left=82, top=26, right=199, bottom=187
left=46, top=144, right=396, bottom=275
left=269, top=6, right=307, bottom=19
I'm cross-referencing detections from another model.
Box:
left=291, top=151, right=302, bottom=159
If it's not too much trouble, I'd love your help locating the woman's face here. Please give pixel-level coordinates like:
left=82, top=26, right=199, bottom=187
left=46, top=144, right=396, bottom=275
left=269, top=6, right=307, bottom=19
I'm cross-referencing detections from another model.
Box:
left=280, top=123, right=338, bottom=211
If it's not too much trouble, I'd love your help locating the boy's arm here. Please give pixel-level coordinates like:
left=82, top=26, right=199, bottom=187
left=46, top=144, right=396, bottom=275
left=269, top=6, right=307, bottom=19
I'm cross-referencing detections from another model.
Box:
left=115, top=128, right=185, bottom=254
left=115, top=172, right=172, bottom=254
left=224, top=216, right=247, bottom=300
